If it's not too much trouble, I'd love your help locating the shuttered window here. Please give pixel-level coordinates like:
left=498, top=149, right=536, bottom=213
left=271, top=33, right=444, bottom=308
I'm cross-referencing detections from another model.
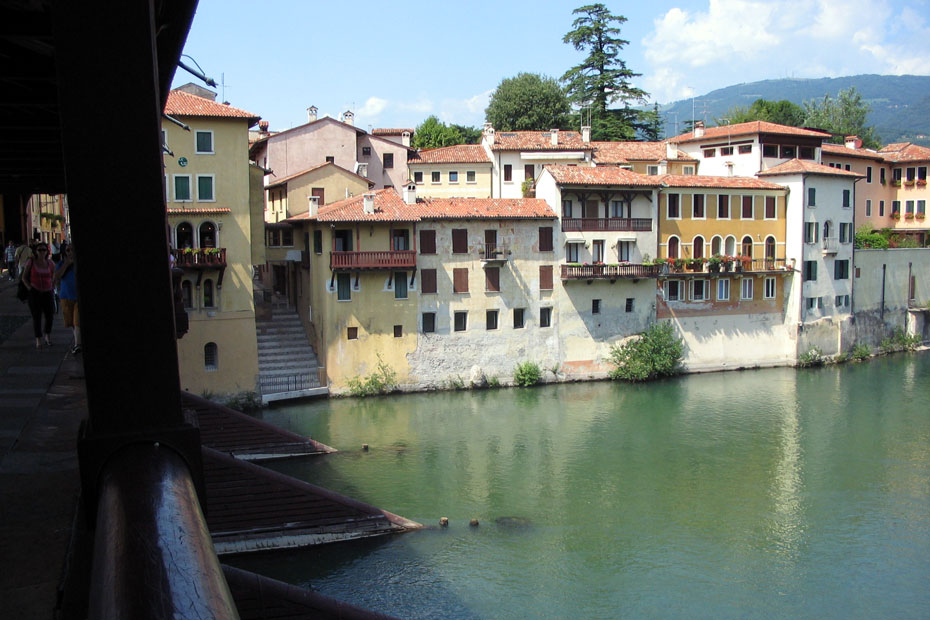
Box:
left=421, top=269, right=437, bottom=294
left=539, top=265, right=553, bottom=291
left=486, top=267, right=500, bottom=292
left=419, top=229, right=436, bottom=254
left=453, top=268, right=469, bottom=293
left=452, top=229, right=468, bottom=253
left=539, top=226, right=553, bottom=251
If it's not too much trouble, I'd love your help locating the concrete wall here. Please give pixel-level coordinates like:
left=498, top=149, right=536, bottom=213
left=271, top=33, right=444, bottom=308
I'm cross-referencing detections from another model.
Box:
left=852, top=248, right=930, bottom=347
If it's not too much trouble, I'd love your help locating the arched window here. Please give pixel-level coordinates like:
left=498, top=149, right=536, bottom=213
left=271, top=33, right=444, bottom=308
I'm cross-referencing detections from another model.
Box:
left=693, top=236, right=705, bottom=259
left=203, top=278, right=214, bottom=308
left=741, top=236, right=753, bottom=259
left=823, top=220, right=832, bottom=241
left=200, top=221, right=217, bottom=248
left=181, top=280, right=193, bottom=309
left=711, top=235, right=722, bottom=256
left=204, top=342, right=218, bottom=371
left=668, top=236, right=680, bottom=259
left=765, top=236, right=776, bottom=269
left=176, top=222, right=194, bottom=249
left=724, top=235, right=737, bottom=257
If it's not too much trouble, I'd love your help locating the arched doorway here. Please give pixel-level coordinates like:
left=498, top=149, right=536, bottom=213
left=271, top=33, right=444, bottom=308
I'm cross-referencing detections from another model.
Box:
left=199, top=221, right=217, bottom=248
left=765, top=236, right=776, bottom=269
left=176, top=222, right=193, bottom=249
left=668, top=236, right=679, bottom=259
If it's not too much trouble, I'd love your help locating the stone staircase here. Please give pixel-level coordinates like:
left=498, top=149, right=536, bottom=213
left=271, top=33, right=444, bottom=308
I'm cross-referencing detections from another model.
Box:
left=256, top=309, right=326, bottom=402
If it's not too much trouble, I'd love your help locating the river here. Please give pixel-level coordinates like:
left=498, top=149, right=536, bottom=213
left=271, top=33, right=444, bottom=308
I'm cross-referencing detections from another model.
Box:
left=228, top=354, right=930, bottom=619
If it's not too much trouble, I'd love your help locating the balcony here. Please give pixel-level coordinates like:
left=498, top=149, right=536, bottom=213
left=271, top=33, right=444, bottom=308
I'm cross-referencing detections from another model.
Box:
left=561, top=217, right=652, bottom=233
left=662, top=258, right=794, bottom=276
left=330, top=250, right=416, bottom=270
left=561, top=263, right=663, bottom=281
left=172, top=247, right=226, bottom=268
left=822, top=237, right=839, bottom=254
left=479, top=243, right=510, bottom=263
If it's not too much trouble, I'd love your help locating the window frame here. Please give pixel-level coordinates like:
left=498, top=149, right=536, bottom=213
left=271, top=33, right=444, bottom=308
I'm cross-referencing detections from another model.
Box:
left=539, top=307, right=552, bottom=328
left=692, top=194, right=705, bottom=219
left=503, top=164, right=512, bottom=182
left=204, top=342, right=218, bottom=370
left=452, top=267, right=469, bottom=293
left=173, top=174, right=192, bottom=202
left=667, top=193, right=681, bottom=220
left=448, top=170, right=459, bottom=184
left=420, top=268, right=437, bottom=294
left=454, top=311, right=467, bottom=332
left=741, top=195, right=753, bottom=220
left=394, top=271, right=408, bottom=299
left=717, top=194, right=730, bottom=220
left=451, top=229, right=468, bottom=254
left=513, top=308, right=525, bottom=329
left=486, top=309, right=499, bottom=330
left=690, top=278, right=708, bottom=301
left=664, top=279, right=682, bottom=301
left=422, top=312, right=436, bottom=333
left=431, top=171, right=441, bottom=184
left=195, top=130, right=214, bottom=154
left=763, top=276, right=776, bottom=299
left=383, top=153, right=394, bottom=169
left=336, top=273, right=351, bottom=301
left=740, top=277, right=753, bottom=300
left=466, top=170, right=477, bottom=184
left=764, top=195, right=776, bottom=220
left=717, top=278, right=730, bottom=301
left=196, top=174, right=215, bottom=202
left=413, top=171, right=424, bottom=184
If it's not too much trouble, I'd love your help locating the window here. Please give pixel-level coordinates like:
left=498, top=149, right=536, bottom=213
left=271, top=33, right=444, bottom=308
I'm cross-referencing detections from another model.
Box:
left=906, top=167, right=916, bottom=181
left=431, top=171, right=441, bottom=183
left=503, top=164, right=512, bottom=182
left=765, top=196, right=776, bottom=219
left=325, top=156, right=335, bottom=164
left=834, top=259, right=849, bottom=280
left=524, top=164, right=535, bottom=181
left=740, top=278, right=753, bottom=300
left=717, top=278, right=730, bottom=301
left=362, top=146, right=371, bottom=157
left=452, top=229, right=468, bottom=253
left=919, top=200, right=926, bottom=216
left=337, top=273, right=351, bottom=301
left=839, top=223, right=853, bottom=243
left=394, top=272, right=408, bottom=299
left=204, top=343, right=218, bottom=370
left=683, top=165, right=696, bottom=174
left=805, top=222, right=819, bottom=244
left=419, top=229, right=436, bottom=254
left=383, top=153, right=394, bottom=169
left=181, top=280, right=193, bottom=308
left=879, top=200, right=885, bottom=216
left=466, top=171, right=476, bottom=183
left=762, top=144, right=778, bottom=157
left=540, top=307, right=552, bottom=328
left=764, top=277, right=776, bottom=299
left=803, top=260, right=817, bottom=282
left=667, top=193, right=680, bottom=219
left=664, top=280, right=681, bottom=301
left=485, top=267, right=500, bottom=292
left=835, top=295, right=850, bottom=308
left=176, top=221, right=194, bottom=248
left=741, top=195, right=753, bottom=219
left=203, top=279, right=214, bottom=308
left=486, top=310, right=499, bottom=330
left=394, top=325, right=403, bottom=338
left=313, top=230, right=322, bottom=254
left=453, top=268, right=469, bottom=293
left=865, top=199, right=872, bottom=217
left=392, top=229, right=409, bottom=251
left=592, top=299, right=601, bottom=314
left=920, top=167, right=928, bottom=181
left=647, top=165, right=659, bottom=175
left=539, top=227, right=553, bottom=251
left=414, top=171, right=423, bottom=184
left=692, top=236, right=704, bottom=259
left=562, top=199, right=573, bottom=218
left=610, top=200, right=625, bottom=218
left=454, top=311, right=467, bottom=332
left=703, top=149, right=716, bottom=158
left=347, top=326, right=358, bottom=340
left=174, top=175, right=191, bottom=201
left=422, top=312, right=435, bottom=333
left=625, top=298, right=634, bottom=312
left=281, top=227, right=294, bottom=246
left=880, top=168, right=886, bottom=184
left=842, top=189, right=850, bottom=208
left=808, top=187, right=816, bottom=206
left=667, top=236, right=680, bottom=259
left=892, top=201, right=901, bottom=215
left=906, top=200, right=915, bottom=215
left=780, top=146, right=795, bottom=158
left=866, top=166, right=872, bottom=183
left=539, top=265, right=553, bottom=291
left=693, top=194, right=704, bottom=219
left=513, top=308, right=525, bottom=329
left=195, top=131, right=213, bottom=154
left=721, top=146, right=734, bottom=156
left=799, top=147, right=815, bottom=160
left=690, top=279, right=708, bottom=301
left=717, top=195, right=729, bottom=219
left=421, top=268, right=437, bottom=294
left=592, top=240, right=604, bottom=263
left=196, top=175, right=214, bottom=201
left=805, top=297, right=817, bottom=310
left=618, top=241, right=631, bottom=261
left=894, top=168, right=902, bottom=182
left=566, top=243, right=580, bottom=263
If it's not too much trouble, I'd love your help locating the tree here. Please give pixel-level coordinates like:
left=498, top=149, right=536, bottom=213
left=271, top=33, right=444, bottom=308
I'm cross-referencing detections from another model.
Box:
left=450, top=124, right=482, bottom=144
left=412, top=116, right=463, bottom=150
left=607, top=323, right=684, bottom=382
left=561, top=4, right=647, bottom=140
left=803, top=87, right=881, bottom=149
left=637, top=103, right=663, bottom=141
left=718, top=98, right=806, bottom=127
left=485, top=73, right=571, bottom=131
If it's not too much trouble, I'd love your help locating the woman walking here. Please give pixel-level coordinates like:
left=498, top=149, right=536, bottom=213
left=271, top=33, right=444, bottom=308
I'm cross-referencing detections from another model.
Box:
left=21, top=242, right=55, bottom=348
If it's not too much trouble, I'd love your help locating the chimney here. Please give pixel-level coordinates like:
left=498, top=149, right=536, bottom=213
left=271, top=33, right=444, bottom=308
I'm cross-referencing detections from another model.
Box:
left=362, top=192, right=375, bottom=214
left=403, top=182, right=417, bottom=205
left=308, top=195, right=320, bottom=217
left=845, top=135, right=862, bottom=149
left=307, top=106, right=318, bottom=123
left=258, top=120, right=269, bottom=135
left=581, top=125, right=591, bottom=143
left=402, top=131, right=411, bottom=147
left=666, top=141, right=677, bottom=159
left=483, top=122, right=495, bottom=146
left=550, top=129, right=559, bottom=146
left=694, top=121, right=705, bottom=139
left=342, top=110, right=354, bottom=126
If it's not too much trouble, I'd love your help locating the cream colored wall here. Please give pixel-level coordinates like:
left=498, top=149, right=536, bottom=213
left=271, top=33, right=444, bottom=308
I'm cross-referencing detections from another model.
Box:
left=249, top=163, right=266, bottom=266
left=177, top=314, right=259, bottom=394
left=409, top=164, right=492, bottom=198
left=288, top=169, right=371, bottom=213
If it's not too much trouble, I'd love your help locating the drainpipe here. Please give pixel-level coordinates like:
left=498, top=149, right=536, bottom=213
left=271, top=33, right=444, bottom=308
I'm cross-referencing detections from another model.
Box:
left=880, top=263, right=886, bottom=325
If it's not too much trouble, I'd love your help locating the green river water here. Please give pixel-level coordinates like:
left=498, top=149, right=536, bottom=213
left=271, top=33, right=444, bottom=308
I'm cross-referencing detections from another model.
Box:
left=229, top=354, right=930, bottom=619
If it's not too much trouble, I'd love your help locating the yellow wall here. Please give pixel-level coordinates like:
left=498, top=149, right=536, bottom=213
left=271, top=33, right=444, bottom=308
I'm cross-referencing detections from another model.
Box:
left=409, top=163, right=493, bottom=198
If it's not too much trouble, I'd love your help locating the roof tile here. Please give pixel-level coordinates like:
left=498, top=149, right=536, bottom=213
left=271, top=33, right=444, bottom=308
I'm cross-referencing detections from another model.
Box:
left=669, top=121, right=832, bottom=144
left=878, top=142, right=930, bottom=163
left=660, top=174, right=786, bottom=190
left=491, top=130, right=590, bottom=151
left=544, top=165, right=662, bottom=187
left=165, top=90, right=260, bottom=124
left=592, top=141, right=695, bottom=164
left=757, top=158, right=864, bottom=178
left=409, top=145, right=490, bottom=164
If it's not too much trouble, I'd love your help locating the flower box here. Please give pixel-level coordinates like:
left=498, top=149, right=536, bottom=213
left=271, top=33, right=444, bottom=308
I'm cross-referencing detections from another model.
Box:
left=891, top=212, right=901, bottom=220
left=917, top=179, right=927, bottom=187
left=916, top=213, right=926, bottom=220
left=892, top=180, right=902, bottom=187
left=904, top=180, right=916, bottom=187
left=905, top=213, right=915, bottom=220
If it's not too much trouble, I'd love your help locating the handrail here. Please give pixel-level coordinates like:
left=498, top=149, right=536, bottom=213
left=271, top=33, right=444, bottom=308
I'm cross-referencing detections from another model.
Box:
left=561, top=263, right=662, bottom=279
left=330, top=250, right=416, bottom=269
left=561, top=217, right=652, bottom=232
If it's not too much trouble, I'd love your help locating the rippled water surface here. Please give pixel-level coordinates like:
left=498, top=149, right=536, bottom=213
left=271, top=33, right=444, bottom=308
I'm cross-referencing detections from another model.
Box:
left=229, top=355, right=930, bottom=619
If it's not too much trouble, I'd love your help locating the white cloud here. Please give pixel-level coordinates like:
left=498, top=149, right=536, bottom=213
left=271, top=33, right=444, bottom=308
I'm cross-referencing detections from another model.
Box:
left=357, top=96, right=388, bottom=118
left=439, top=90, right=493, bottom=127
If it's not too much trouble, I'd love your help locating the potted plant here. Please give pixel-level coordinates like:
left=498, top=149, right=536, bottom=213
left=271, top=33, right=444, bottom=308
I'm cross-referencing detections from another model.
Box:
left=904, top=179, right=915, bottom=186
left=892, top=179, right=902, bottom=187
left=917, top=179, right=927, bottom=187
left=917, top=212, right=926, bottom=221
left=905, top=212, right=915, bottom=220
left=672, top=258, right=685, bottom=272
left=891, top=211, right=901, bottom=220
left=707, top=255, right=723, bottom=273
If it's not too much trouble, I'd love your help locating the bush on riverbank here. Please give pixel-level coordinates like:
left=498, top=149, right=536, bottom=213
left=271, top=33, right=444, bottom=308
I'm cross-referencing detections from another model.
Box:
left=850, top=343, right=872, bottom=361
left=880, top=328, right=921, bottom=354
left=514, top=362, right=542, bottom=386
left=347, top=354, right=398, bottom=397
left=608, top=323, right=683, bottom=382
left=797, top=346, right=826, bottom=367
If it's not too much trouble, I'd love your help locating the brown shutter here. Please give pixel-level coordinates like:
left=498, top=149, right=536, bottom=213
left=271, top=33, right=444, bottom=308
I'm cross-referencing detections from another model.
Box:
left=539, top=226, right=553, bottom=251
left=539, top=265, right=553, bottom=291
left=420, top=229, right=436, bottom=254
left=452, top=229, right=468, bottom=253
left=742, top=195, right=753, bottom=218
left=486, top=267, right=500, bottom=292
left=421, top=268, right=437, bottom=294
left=453, top=268, right=469, bottom=293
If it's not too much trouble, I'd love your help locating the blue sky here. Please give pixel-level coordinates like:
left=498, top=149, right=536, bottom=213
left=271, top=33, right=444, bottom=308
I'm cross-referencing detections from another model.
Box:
left=173, top=0, right=930, bottom=132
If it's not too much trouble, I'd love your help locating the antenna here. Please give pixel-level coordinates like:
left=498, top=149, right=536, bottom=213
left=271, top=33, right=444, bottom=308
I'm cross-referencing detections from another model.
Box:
left=219, top=72, right=231, bottom=103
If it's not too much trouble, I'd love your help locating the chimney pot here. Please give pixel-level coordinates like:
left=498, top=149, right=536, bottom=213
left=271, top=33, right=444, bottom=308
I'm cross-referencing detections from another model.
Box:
left=844, top=135, right=861, bottom=149
left=694, top=121, right=705, bottom=139
left=403, top=182, right=417, bottom=205
left=362, top=192, right=375, bottom=214
left=550, top=129, right=559, bottom=146
left=307, top=106, right=318, bottom=123
left=308, top=195, right=320, bottom=217
left=581, top=126, right=591, bottom=144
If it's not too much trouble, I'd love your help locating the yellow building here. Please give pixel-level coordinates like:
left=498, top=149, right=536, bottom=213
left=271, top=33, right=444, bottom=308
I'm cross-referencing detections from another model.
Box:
left=592, top=141, right=699, bottom=176
left=265, top=161, right=374, bottom=223
left=163, top=86, right=263, bottom=396
left=408, top=145, right=493, bottom=198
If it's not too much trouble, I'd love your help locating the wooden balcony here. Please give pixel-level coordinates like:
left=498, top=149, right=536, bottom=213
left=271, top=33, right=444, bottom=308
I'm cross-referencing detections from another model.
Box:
left=561, top=263, right=663, bottom=281
left=172, top=248, right=226, bottom=268
left=330, top=250, right=416, bottom=270
left=561, top=217, right=652, bottom=232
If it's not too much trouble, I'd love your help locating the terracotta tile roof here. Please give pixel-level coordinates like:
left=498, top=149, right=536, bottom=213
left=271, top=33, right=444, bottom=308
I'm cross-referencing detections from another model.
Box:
left=166, top=207, right=232, bottom=215
left=408, top=145, right=490, bottom=164
left=286, top=189, right=556, bottom=222
left=266, top=162, right=374, bottom=188
left=165, top=90, right=260, bottom=126
left=660, top=174, right=786, bottom=191
left=669, top=121, right=832, bottom=144
left=544, top=164, right=662, bottom=187
left=757, top=159, right=864, bottom=178
left=878, top=142, right=930, bottom=163
left=372, top=128, right=414, bottom=135
left=592, top=141, right=696, bottom=163
left=821, top=143, right=885, bottom=161
left=491, top=130, right=590, bottom=151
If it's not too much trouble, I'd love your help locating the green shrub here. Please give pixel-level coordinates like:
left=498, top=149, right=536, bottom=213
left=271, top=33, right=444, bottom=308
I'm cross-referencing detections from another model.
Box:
left=798, top=346, right=826, bottom=368
left=347, top=354, right=398, bottom=397
left=446, top=375, right=465, bottom=390
left=224, top=391, right=262, bottom=412
left=514, top=361, right=542, bottom=387
left=880, top=327, right=922, bottom=353
left=487, top=375, right=501, bottom=388
left=608, top=323, right=684, bottom=382
left=850, top=343, right=871, bottom=361
left=854, top=226, right=889, bottom=249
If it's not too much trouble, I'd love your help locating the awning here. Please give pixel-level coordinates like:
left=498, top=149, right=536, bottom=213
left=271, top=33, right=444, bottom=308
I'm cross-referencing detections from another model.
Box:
left=563, top=234, right=588, bottom=247
left=615, top=233, right=638, bottom=242
left=285, top=250, right=303, bottom=262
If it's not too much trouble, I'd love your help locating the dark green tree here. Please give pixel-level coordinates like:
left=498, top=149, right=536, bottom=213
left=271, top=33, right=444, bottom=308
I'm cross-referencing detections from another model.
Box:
left=561, top=3, right=647, bottom=140
left=637, top=103, right=664, bottom=141
left=718, top=98, right=806, bottom=127
left=412, top=116, right=464, bottom=149
left=450, top=124, right=482, bottom=144
left=485, top=73, right=571, bottom=131
left=803, top=87, right=881, bottom=148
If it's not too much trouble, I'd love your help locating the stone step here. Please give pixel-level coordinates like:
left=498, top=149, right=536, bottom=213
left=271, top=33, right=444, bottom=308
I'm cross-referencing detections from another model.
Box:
left=257, top=333, right=307, bottom=344
left=258, top=353, right=318, bottom=366
left=258, top=367, right=316, bottom=378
